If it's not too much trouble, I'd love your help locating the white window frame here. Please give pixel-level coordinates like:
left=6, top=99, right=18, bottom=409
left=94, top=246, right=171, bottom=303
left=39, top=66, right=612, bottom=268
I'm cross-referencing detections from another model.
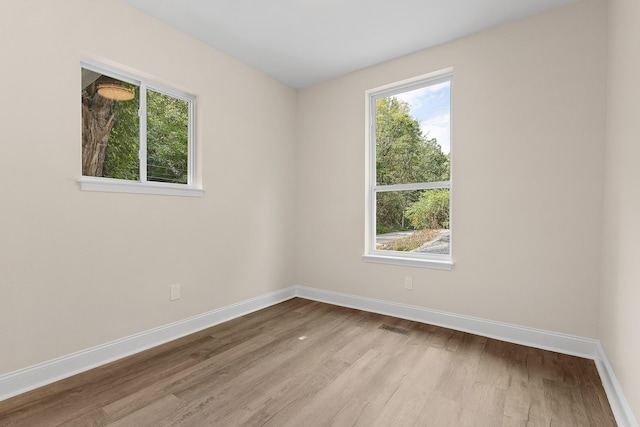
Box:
left=79, top=60, right=203, bottom=197
left=363, top=69, right=453, bottom=270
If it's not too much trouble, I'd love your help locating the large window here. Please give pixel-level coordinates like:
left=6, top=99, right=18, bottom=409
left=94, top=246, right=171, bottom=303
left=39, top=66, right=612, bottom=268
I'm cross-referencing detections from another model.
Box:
left=364, top=70, right=452, bottom=269
left=80, top=62, right=201, bottom=197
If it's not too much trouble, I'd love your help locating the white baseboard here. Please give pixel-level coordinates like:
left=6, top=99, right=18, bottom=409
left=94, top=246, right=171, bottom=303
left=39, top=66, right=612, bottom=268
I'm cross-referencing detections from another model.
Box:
left=595, top=344, right=639, bottom=427
left=294, top=285, right=637, bottom=427
left=295, top=286, right=600, bottom=357
left=0, top=287, right=296, bottom=402
left=1, top=285, right=636, bottom=426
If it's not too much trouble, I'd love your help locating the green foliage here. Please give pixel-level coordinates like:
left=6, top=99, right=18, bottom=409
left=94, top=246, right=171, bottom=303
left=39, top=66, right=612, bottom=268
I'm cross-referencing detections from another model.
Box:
left=375, top=97, right=449, bottom=231
left=147, top=90, right=188, bottom=184
left=405, top=189, right=450, bottom=230
left=103, top=84, right=140, bottom=180
left=102, top=86, right=188, bottom=184
left=375, top=222, right=397, bottom=235
left=375, top=97, right=449, bottom=186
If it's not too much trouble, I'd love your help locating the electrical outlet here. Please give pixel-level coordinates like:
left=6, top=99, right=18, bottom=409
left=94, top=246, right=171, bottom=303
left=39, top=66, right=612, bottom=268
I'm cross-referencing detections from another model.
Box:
left=170, top=283, right=181, bottom=301
left=404, top=276, right=413, bottom=290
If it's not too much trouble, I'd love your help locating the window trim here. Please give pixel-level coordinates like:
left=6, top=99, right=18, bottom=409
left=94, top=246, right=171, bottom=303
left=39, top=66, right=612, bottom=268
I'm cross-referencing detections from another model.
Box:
left=79, top=176, right=204, bottom=197
left=79, top=60, right=202, bottom=197
left=364, top=69, right=453, bottom=270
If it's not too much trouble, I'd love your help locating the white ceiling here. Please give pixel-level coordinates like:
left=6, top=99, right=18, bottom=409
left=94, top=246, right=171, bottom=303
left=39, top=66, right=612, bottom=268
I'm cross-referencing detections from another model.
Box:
left=122, top=0, right=575, bottom=89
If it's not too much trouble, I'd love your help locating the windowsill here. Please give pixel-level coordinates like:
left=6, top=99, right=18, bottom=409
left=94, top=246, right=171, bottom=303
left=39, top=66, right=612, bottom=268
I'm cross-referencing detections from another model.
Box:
left=362, top=253, right=453, bottom=270
left=79, top=177, right=204, bottom=197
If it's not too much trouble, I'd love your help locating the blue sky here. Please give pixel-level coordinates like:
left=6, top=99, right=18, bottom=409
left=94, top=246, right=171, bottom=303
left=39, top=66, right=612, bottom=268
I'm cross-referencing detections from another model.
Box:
left=395, top=81, right=451, bottom=154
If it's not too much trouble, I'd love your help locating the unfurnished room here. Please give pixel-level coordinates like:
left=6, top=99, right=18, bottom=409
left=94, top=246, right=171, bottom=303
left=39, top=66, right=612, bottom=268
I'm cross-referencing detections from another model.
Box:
left=0, top=0, right=638, bottom=426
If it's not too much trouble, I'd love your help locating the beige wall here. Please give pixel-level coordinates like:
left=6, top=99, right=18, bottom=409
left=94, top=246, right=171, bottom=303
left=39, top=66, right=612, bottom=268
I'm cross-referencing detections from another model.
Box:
left=3, top=2, right=636, bottom=419
left=0, top=0, right=297, bottom=375
left=601, top=0, right=640, bottom=421
left=295, top=0, right=607, bottom=338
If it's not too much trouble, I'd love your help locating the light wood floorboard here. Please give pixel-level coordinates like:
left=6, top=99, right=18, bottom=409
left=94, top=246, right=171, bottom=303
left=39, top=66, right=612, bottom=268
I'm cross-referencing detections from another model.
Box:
left=0, top=298, right=617, bottom=426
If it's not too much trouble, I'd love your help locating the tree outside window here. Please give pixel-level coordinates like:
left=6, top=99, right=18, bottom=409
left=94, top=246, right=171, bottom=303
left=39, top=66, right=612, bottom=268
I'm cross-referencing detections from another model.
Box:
left=366, top=72, right=452, bottom=268
left=81, top=64, right=193, bottom=189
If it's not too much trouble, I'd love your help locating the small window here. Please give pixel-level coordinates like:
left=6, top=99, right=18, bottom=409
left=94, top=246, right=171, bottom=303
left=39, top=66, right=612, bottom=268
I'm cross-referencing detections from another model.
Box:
left=364, top=71, right=452, bottom=269
left=80, top=62, right=202, bottom=197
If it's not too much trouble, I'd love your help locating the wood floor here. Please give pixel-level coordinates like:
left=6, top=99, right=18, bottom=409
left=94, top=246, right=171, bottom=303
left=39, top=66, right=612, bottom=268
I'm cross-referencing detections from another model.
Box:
left=0, top=298, right=616, bottom=426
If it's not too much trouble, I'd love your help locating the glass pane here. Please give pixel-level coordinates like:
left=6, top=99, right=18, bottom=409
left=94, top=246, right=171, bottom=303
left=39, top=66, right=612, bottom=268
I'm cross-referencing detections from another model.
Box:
left=146, top=89, right=189, bottom=184
left=376, top=189, right=450, bottom=255
left=375, top=81, right=450, bottom=185
left=81, top=68, right=140, bottom=180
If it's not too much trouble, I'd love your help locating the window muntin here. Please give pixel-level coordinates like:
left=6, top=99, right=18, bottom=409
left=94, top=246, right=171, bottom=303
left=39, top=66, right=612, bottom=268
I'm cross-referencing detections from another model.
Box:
left=80, top=62, right=198, bottom=195
left=366, top=72, right=452, bottom=267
